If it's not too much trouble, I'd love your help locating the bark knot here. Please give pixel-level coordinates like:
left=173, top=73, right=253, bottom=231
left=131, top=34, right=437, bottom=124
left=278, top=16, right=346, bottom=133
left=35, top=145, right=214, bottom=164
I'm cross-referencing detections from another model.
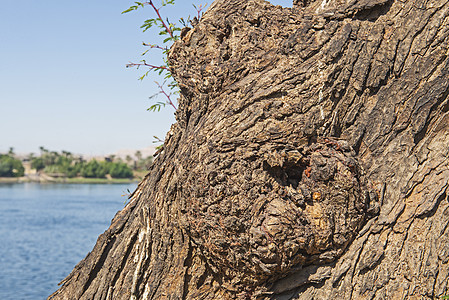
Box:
left=182, top=137, right=369, bottom=289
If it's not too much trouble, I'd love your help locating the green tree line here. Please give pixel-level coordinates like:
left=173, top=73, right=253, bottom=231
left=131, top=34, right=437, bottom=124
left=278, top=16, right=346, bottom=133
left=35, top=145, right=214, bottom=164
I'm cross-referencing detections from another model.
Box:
left=33, top=156, right=134, bottom=179
left=32, top=148, right=150, bottom=179
left=0, top=147, right=153, bottom=179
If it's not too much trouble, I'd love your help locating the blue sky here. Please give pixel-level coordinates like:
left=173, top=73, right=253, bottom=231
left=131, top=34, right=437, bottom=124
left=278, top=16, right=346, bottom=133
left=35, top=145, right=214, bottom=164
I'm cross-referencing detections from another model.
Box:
left=0, top=0, right=289, bottom=155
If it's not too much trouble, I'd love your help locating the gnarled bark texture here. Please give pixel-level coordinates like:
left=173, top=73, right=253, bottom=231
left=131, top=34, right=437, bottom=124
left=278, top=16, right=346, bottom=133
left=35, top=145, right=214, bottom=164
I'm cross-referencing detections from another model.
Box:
left=49, top=0, right=449, bottom=299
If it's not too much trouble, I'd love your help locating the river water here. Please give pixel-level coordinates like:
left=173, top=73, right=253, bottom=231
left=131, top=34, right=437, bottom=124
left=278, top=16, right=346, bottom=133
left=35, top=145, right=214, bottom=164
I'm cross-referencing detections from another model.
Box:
left=0, top=182, right=136, bottom=300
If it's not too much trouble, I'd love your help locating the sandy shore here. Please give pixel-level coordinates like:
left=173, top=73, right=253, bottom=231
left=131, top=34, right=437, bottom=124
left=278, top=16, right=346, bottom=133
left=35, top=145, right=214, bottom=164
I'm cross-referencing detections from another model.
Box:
left=0, top=177, right=21, bottom=183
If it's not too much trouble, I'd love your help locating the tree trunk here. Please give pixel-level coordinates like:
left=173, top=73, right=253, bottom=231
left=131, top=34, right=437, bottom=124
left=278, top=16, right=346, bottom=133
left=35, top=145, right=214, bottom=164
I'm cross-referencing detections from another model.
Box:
left=49, top=0, right=449, bottom=299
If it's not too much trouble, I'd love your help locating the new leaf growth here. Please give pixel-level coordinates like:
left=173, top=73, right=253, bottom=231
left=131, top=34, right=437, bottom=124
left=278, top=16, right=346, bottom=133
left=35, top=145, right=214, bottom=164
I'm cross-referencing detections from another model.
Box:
left=123, top=1, right=206, bottom=112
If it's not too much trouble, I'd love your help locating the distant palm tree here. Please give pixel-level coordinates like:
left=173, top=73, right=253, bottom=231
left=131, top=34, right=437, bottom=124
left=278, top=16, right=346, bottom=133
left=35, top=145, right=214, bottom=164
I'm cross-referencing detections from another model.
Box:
left=135, top=151, right=142, bottom=161
left=39, top=146, right=48, bottom=155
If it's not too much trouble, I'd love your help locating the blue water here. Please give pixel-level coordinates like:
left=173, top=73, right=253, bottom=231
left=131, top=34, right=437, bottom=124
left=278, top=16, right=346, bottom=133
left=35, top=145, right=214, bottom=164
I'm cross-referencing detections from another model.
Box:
left=0, top=182, right=136, bottom=300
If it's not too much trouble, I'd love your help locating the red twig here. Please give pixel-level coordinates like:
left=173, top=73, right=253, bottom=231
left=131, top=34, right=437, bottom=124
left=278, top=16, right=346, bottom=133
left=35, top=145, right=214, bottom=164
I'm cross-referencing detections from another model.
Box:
left=126, top=62, right=170, bottom=71
left=142, top=1, right=173, bottom=38
left=156, top=81, right=177, bottom=110
left=195, top=3, right=207, bottom=20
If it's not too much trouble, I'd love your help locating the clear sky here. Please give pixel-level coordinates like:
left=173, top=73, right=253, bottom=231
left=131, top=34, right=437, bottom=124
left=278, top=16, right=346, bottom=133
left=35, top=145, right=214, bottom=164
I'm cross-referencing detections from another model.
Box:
left=0, top=0, right=289, bottom=156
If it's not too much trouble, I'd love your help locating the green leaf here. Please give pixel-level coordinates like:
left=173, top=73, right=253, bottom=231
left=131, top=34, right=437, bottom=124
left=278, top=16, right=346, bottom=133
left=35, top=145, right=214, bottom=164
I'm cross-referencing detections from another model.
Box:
left=138, top=71, right=150, bottom=81
left=121, top=5, right=137, bottom=14
left=147, top=102, right=166, bottom=112
left=161, top=0, right=175, bottom=6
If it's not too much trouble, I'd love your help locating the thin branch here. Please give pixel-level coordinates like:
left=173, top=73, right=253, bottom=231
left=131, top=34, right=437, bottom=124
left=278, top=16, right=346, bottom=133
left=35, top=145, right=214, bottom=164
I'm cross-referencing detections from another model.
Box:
left=126, top=62, right=170, bottom=71
left=195, top=3, right=207, bottom=20
left=142, top=1, right=174, bottom=38
left=156, top=81, right=177, bottom=110
left=142, top=42, right=168, bottom=51
left=153, top=136, right=165, bottom=143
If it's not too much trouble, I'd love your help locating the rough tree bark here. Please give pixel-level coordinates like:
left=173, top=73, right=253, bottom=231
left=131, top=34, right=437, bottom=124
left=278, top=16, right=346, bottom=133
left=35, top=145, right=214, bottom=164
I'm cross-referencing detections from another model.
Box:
left=49, top=0, right=449, bottom=299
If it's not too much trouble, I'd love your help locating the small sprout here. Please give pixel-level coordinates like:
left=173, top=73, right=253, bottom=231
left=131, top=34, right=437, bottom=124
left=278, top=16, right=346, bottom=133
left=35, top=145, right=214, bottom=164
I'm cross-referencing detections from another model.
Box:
left=122, top=188, right=132, bottom=205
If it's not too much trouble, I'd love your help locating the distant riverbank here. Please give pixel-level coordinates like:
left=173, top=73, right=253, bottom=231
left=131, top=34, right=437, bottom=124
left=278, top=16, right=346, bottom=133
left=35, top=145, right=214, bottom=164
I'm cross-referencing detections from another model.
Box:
left=0, top=175, right=138, bottom=184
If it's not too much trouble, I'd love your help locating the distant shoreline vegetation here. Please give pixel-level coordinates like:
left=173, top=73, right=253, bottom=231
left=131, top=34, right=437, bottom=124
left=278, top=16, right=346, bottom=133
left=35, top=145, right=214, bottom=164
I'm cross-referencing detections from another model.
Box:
left=0, top=147, right=153, bottom=183
left=0, top=150, right=25, bottom=178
